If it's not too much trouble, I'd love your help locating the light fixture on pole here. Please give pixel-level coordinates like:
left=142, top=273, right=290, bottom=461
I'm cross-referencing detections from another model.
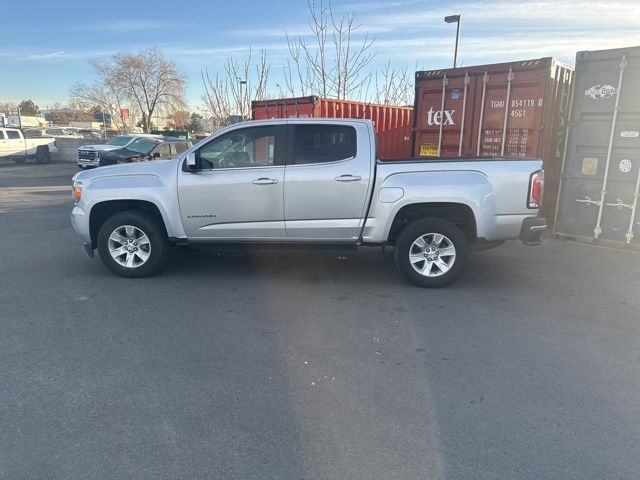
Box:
left=444, top=14, right=461, bottom=68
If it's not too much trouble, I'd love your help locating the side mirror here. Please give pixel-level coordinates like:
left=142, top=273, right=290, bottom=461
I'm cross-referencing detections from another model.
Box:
left=153, top=152, right=161, bottom=159
left=186, top=152, right=197, bottom=170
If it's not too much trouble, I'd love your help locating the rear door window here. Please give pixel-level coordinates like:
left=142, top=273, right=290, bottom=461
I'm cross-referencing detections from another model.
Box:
left=292, top=125, right=357, bottom=164
left=172, top=142, right=189, bottom=155
left=7, top=130, right=21, bottom=140
left=153, top=143, right=172, bottom=159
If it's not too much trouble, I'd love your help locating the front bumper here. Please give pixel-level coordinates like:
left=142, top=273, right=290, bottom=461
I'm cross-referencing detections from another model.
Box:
left=71, top=205, right=96, bottom=257
left=83, top=242, right=95, bottom=258
left=520, top=217, right=547, bottom=245
left=77, top=160, right=100, bottom=168
left=71, top=205, right=91, bottom=243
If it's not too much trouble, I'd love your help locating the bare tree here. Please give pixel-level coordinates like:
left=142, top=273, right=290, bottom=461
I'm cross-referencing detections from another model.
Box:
left=373, top=60, right=415, bottom=106
left=0, top=102, right=18, bottom=114
left=69, top=73, right=129, bottom=131
left=47, top=101, right=94, bottom=125
left=285, top=0, right=375, bottom=99
left=201, top=49, right=269, bottom=130
left=72, top=49, right=186, bottom=133
left=114, top=49, right=186, bottom=133
left=169, top=110, right=190, bottom=130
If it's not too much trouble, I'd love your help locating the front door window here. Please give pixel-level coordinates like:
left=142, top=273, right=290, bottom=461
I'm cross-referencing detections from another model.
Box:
left=197, top=126, right=277, bottom=169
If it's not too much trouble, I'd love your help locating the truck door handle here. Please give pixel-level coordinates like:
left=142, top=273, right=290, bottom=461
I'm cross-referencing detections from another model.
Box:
left=252, top=177, right=278, bottom=185
left=335, top=174, right=361, bottom=182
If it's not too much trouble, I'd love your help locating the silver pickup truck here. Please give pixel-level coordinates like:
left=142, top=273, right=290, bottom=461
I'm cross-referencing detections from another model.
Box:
left=71, top=119, right=545, bottom=287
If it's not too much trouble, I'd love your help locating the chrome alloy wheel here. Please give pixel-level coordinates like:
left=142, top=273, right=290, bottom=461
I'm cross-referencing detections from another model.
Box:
left=108, top=225, right=151, bottom=268
left=408, top=233, right=456, bottom=277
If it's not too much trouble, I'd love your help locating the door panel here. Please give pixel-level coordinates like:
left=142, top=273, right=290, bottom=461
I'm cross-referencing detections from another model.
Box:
left=5, top=131, right=25, bottom=156
left=284, top=123, right=372, bottom=240
left=178, top=125, right=286, bottom=240
left=0, top=132, right=7, bottom=156
left=178, top=167, right=285, bottom=239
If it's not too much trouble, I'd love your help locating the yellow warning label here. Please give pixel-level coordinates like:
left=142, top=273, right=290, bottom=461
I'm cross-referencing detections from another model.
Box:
left=581, top=157, right=598, bottom=176
left=419, top=144, right=439, bottom=156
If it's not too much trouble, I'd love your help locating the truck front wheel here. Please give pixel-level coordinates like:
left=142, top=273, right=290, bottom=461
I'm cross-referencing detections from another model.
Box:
left=97, top=211, right=170, bottom=278
left=394, top=218, right=468, bottom=288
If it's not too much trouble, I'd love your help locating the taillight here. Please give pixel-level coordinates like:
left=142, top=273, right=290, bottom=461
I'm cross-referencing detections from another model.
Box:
left=528, top=169, right=544, bottom=209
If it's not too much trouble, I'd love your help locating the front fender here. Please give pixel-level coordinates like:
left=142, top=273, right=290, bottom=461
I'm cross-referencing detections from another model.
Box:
left=84, top=173, right=186, bottom=239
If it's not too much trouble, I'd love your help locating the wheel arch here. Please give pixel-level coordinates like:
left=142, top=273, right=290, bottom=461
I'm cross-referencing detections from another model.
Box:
left=89, top=200, right=168, bottom=248
left=386, top=202, right=477, bottom=245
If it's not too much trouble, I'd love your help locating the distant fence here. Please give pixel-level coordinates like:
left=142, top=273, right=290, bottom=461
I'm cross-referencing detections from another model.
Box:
left=52, top=138, right=104, bottom=162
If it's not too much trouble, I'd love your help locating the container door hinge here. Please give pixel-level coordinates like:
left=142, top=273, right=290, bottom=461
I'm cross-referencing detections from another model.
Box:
left=575, top=196, right=601, bottom=207
left=605, top=199, right=633, bottom=210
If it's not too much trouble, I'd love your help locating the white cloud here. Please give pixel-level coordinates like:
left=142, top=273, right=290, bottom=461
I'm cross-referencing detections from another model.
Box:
left=0, top=49, right=117, bottom=62
left=361, top=0, right=640, bottom=31
left=73, top=20, right=179, bottom=32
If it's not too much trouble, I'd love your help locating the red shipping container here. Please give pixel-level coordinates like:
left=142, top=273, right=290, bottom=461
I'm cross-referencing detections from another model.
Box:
left=413, top=58, right=573, bottom=219
left=251, top=96, right=413, bottom=159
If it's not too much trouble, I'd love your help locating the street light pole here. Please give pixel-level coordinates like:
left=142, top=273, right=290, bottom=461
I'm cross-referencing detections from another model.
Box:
left=238, top=78, right=247, bottom=120
left=444, top=14, right=461, bottom=68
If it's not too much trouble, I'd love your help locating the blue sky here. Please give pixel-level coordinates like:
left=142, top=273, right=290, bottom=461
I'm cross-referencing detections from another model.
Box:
left=1, top=0, right=639, bottom=110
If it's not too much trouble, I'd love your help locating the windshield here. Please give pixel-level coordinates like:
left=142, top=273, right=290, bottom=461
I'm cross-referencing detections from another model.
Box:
left=106, top=136, right=134, bottom=147
left=125, top=138, right=158, bottom=155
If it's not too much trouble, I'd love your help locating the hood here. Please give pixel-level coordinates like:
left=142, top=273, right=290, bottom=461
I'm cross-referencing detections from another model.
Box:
left=73, top=157, right=180, bottom=183
left=78, top=144, right=121, bottom=152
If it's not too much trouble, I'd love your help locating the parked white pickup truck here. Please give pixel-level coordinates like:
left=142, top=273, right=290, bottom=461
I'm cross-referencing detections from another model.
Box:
left=71, top=119, right=546, bottom=287
left=0, top=128, right=57, bottom=164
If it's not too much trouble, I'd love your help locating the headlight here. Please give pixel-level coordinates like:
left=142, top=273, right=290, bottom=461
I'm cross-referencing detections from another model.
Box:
left=72, top=181, right=83, bottom=202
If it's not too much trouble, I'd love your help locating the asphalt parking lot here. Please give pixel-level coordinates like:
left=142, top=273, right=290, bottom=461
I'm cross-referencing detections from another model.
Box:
left=1, top=161, right=639, bottom=480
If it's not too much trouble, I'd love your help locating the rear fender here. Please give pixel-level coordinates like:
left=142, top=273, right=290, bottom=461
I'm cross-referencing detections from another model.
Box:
left=371, top=170, right=496, bottom=241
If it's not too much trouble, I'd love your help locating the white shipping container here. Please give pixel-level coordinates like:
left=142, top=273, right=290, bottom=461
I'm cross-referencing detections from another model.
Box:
left=69, top=121, right=103, bottom=129
left=7, top=115, right=46, bottom=127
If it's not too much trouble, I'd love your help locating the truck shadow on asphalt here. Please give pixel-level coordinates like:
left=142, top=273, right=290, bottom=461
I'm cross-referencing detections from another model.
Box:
left=161, top=244, right=523, bottom=291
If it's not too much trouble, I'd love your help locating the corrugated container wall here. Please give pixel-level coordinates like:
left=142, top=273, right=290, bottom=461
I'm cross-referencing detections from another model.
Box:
left=554, top=46, right=640, bottom=247
left=413, top=58, right=573, bottom=220
left=251, top=96, right=413, bottom=159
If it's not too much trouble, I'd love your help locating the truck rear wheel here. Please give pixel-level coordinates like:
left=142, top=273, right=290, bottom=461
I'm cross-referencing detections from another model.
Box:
left=394, top=218, right=468, bottom=288
left=97, top=210, right=170, bottom=278
left=35, top=146, right=51, bottom=164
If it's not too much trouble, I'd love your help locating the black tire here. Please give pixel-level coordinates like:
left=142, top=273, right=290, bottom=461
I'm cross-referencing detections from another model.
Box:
left=97, top=210, right=170, bottom=278
left=394, top=218, right=468, bottom=288
left=13, top=158, right=27, bottom=164
left=35, top=146, right=51, bottom=164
